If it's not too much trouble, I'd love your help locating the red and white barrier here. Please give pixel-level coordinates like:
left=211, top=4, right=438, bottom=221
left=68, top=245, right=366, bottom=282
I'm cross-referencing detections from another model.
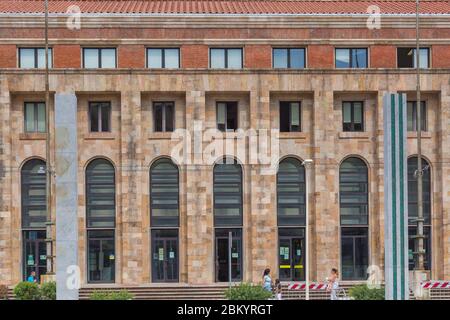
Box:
left=288, top=283, right=328, bottom=290
left=421, top=281, right=450, bottom=289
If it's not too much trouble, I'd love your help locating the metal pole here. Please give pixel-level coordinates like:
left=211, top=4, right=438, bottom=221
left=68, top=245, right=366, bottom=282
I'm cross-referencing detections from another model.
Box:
left=415, top=0, right=425, bottom=272
left=228, top=231, right=232, bottom=289
left=305, top=164, right=310, bottom=300
left=44, top=0, right=54, bottom=276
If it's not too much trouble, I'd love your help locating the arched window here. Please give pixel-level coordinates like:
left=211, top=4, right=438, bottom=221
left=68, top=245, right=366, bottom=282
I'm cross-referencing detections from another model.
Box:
left=150, top=158, right=179, bottom=227
left=21, top=159, right=47, bottom=282
left=339, top=157, right=369, bottom=280
left=213, top=158, right=243, bottom=226
left=21, top=159, right=47, bottom=228
left=277, top=158, right=306, bottom=226
left=86, top=158, right=115, bottom=283
left=407, top=157, right=431, bottom=270
left=86, top=159, right=115, bottom=228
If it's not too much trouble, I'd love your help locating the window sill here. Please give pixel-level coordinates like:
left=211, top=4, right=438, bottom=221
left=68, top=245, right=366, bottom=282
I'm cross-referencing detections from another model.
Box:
left=84, top=132, right=115, bottom=140
left=19, top=132, right=47, bottom=140
left=407, top=132, right=432, bottom=139
left=148, top=132, right=173, bottom=140
left=279, top=132, right=308, bottom=140
left=339, top=132, right=370, bottom=140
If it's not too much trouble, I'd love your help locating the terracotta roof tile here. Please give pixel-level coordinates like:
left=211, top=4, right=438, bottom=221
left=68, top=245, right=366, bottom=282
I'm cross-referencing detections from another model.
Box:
left=0, top=0, right=449, bottom=15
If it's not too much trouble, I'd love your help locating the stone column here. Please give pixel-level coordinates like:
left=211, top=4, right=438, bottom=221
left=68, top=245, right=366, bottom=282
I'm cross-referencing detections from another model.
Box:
left=184, top=90, right=214, bottom=284
left=440, top=83, right=450, bottom=280
left=55, top=92, right=78, bottom=299
left=119, top=87, right=143, bottom=284
left=312, top=84, right=339, bottom=280
left=248, top=87, right=277, bottom=283
left=0, top=76, right=12, bottom=285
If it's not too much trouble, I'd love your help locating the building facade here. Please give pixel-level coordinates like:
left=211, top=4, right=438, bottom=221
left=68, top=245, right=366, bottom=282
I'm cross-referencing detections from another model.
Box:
left=0, top=0, right=450, bottom=288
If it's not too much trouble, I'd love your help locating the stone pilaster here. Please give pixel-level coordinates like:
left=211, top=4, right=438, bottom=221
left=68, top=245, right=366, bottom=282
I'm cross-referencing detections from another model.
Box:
left=119, top=86, right=143, bottom=284
left=0, top=76, right=12, bottom=285
left=312, top=84, right=339, bottom=280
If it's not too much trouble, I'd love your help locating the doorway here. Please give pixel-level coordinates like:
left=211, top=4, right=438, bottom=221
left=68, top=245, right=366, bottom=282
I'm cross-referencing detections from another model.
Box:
left=215, top=228, right=242, bottom=282
left=278, top=228, right=305, bottom=281
left=23, top=230, right=47, bottom=282
left=151, top=229, right=179, bottom=282
left=87, top=230, right=115, bottom=283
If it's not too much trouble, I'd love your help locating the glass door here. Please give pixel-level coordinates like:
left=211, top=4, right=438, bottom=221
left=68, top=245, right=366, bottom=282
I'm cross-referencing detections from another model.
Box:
left=215, top=229, right=242, bottom=282
left=23, top=230, right=47, bottom=282
left=87, top=230, right=115, bottom=283
left=151, top=229, right=179, bottom=282
left=278, top=228, right=305, bottom=281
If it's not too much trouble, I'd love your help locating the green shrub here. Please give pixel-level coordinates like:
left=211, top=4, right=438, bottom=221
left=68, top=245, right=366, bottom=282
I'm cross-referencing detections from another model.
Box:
left=90, top=290, right=134, bottom=300
left=349, top=284, right=384, bottom=300
left=225, top=283, right=273, bottom=300
left=13, top=282, right=41, bottom=300
left=40, top=281, right=56, bottom=300
left=0, top=284, right=9, bottom=300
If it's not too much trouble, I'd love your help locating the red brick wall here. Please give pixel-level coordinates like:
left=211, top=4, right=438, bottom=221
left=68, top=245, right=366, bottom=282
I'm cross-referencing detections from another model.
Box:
left=308, top=45, right=334, bottom=68
left=370, top=45, right=396, bottom=68
left=431, top=45, right=450, bottom=68
left=53, top=45, right=81, bottom=68
left=244, top=45, right=271, bottom=68
left=0, top=45, right=16, bottom=68
left=181, top=44, right=209, bottom=68
left=118, top=45, right=145, bottom=68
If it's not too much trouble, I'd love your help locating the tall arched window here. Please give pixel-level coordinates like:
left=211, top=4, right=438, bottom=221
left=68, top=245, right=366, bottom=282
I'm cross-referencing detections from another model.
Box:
left=21, top=159, right=47, bottom=281
left=277, top=157, right=306, bottom=281
left=150, top=158, right=180, bottom=283
left=339, top=157, right=369, bottom=280
left=407, top=157, right=431, bottom=270
left=86, top=158, right=115, bottom=283
left=213, top=158, right=243, bottom=282
left=150, top=158, right=179, bottom=227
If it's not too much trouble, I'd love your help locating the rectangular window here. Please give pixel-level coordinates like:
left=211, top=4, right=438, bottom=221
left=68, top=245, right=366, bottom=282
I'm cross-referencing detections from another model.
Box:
left=19, top=48, right=52, bottom=69
left=397, top=48, right=429, bottom=68
left=83, top=48, right=116, bottom=68
left=342, top=101, right=364, bottom=132
left=153, top=102, right=175, bottom=132
left=89, top=102, right=111, bottom=132
left=335, top=48, right=367, bottom=68
left=210, top=48, right=243, bottom=69
left=407, top=101, right=427, bottom=131
left=408, top=226, right=431, bottom=271
left=341, top=227, right=369, bottom=280
left=279, top=101, right=301, bottom=132
left=87, top=230, right=115, bottom=283
left=24, top=102, right=46, bottom=133
left=147, top=48, right=180, bottom=68
left=217, top=102, right=238, bottom=132
left=273, top=48, right=306, bottom=69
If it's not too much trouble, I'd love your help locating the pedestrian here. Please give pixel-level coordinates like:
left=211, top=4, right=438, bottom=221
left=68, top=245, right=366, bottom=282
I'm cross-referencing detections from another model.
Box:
left=262, top=268, right=273, bottom=293
left=27, top=271, right=37, bottom=283
left=326, top=268, right=339, bottom=300
left=274, top=279, right=282, bottom=300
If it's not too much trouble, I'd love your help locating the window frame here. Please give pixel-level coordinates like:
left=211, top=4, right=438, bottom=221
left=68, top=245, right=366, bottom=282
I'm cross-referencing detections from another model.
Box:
left=82, top=47, right=117, bottom=69
left=335, top=48, right=368, bottom=69
left=18, top=47, right=53, bottom=69
left=152, top=101, right=175, bottom=132
left=21, top=159, right=47, bottom=229
left=216, top=101, right=238, bottom=132
left=279, top=101, right=301, bottom=132
left=146, top=48, right=180, bottom=69
left=88, top=101, right=112, bottom=133
left=272, top=48, right=306, bottom=69
left=407, top=101, right=427, bottom=132
left=340, top=226, right=369, bottom=280
left=342, top=101, right=364, bottom=132
left=397, top=47, right=430, bottom=69
left=24, top=101, right=46, bottom=133
left=209, top=48, right=243, bottom=69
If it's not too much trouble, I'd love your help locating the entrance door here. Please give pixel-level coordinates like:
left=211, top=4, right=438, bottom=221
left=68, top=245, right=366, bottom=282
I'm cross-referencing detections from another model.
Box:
left=278, top=228, right=305, bottom=281
left=152, top=229, right=179, bottom=282
left=23, top=230, right=47, bottom=282
left=215, top=229, right=242, bottom=282
left=87, top=230, right=115, bottom=283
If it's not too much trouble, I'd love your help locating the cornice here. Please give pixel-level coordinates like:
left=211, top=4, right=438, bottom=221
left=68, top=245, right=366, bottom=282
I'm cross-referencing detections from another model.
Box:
left=0, top=14, right=450, bottom=28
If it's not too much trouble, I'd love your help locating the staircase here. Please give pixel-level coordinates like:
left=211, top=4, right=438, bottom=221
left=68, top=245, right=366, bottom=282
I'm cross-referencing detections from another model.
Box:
left=79, top=284, right=228, bottom=300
